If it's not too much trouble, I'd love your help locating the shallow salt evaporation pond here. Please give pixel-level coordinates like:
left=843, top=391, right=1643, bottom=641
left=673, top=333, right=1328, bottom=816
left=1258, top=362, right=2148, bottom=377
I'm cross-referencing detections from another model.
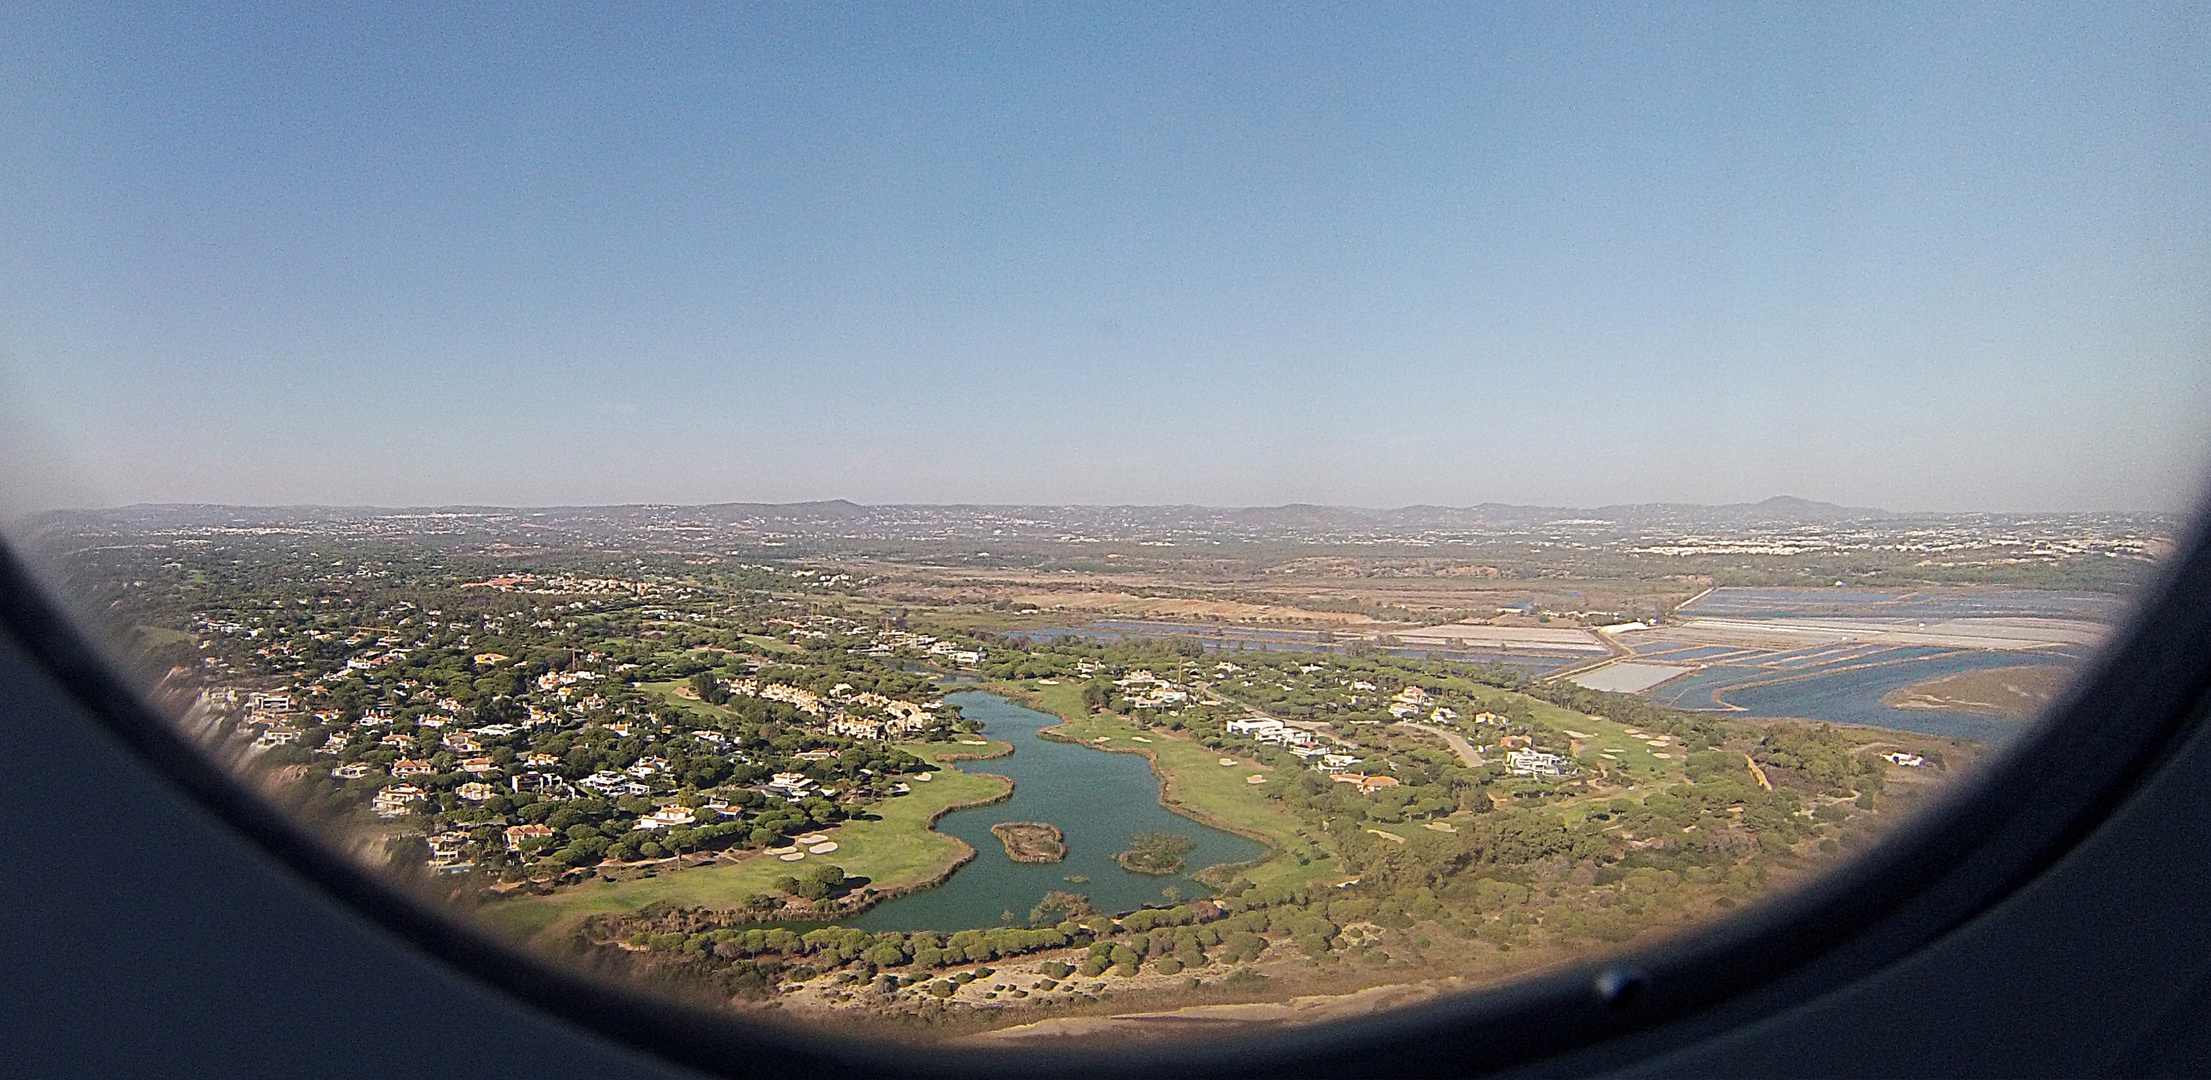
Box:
left=1568, top=662, right=1694, bottom=693
left=847, top=691, right=1264, bottom=931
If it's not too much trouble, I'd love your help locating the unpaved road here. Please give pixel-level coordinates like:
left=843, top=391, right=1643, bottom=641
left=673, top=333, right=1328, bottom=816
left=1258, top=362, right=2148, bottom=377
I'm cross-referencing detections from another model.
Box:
left=1396, top=721, right=1483, bottom=767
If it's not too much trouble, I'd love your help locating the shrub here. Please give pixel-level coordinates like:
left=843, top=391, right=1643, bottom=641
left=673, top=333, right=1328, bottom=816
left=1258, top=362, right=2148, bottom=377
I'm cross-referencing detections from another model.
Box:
left=1223, top=931, right=1267, bottom=963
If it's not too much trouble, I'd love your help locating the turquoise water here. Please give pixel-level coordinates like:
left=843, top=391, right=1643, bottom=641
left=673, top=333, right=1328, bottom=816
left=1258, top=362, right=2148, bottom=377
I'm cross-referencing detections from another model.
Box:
left=846, top=691, right=1267, bottom=931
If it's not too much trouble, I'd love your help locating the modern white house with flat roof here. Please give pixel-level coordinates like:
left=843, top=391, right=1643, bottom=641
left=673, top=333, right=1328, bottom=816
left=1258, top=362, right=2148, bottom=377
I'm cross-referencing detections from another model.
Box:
left=1225, top=717, right=1285, bottom=736
left=1504, top=749, right=1573, bottom=779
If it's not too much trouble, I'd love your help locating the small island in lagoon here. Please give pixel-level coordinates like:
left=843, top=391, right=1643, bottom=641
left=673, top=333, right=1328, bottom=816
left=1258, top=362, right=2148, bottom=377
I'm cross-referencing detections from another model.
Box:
left=1115, top=831, right=1197, bottom=875
left=991, top=821, right=1067, bottom=863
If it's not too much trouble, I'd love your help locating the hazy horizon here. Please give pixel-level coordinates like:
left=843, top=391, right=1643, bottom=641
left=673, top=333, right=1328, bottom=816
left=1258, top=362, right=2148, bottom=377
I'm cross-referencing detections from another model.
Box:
left=5, top=5, right=2207, bottom=516
left=27, top=492, right=2187, bottom=518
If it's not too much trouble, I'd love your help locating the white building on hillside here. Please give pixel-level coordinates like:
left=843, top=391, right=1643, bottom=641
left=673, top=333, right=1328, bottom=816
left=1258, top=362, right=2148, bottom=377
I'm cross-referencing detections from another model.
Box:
left=1504, top=749, right=1572, bottom=779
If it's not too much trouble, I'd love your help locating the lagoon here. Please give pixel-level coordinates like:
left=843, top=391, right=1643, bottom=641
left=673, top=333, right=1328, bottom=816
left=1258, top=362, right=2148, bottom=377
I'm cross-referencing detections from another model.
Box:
left=847, top=691, right=1265, bottom=931
left=1648, top=648, right=2089, bottom=741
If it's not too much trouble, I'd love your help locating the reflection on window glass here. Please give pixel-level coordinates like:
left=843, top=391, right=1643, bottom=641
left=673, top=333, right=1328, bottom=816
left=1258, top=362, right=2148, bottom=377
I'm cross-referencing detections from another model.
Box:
left=2, top=4, right=2205, bottom=1049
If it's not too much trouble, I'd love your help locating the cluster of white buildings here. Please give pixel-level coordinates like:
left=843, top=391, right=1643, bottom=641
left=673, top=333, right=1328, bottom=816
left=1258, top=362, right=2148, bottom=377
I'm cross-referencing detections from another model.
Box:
left=1384, top=685, right=1462, bottom=723
left=534, top=668, right=603, bottom=693
left=1223, top=716, right=1320, bottom=748
left=1223, top=716, right=1377, bottom=778
left=717, top=677, right=938, bottom=741
left=826, top=685, right=935, bottom=740
left=858, top=630, right=984, bottom=666
left=1116, top=669, right=1193, bottom=710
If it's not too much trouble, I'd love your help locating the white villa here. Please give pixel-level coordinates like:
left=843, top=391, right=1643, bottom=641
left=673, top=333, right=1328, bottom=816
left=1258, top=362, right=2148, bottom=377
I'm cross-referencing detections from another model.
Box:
left=1504, top=748, right=1573, bottom=779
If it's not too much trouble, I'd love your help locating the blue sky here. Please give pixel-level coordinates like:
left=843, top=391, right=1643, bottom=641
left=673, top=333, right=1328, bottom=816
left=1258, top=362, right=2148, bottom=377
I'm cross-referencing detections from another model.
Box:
left=3, top=3, right=2206, bottom=511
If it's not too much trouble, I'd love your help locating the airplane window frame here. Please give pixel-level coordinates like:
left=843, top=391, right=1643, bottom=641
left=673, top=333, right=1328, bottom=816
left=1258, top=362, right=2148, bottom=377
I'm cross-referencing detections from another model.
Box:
left=1, top=502, right=2207, bottom=1078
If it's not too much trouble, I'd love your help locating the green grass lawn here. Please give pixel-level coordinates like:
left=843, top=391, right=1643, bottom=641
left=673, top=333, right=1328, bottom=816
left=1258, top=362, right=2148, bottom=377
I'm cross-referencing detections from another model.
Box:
left=993, top=680, right=1337, bottom=891
left=638, top=680, right=736, bottom=723
left=1436, top=684, right=1679, bottom=781
left=477, top=743, right=1011, bottom=943
left=132, top=625, right=196, bottom=647
left=735, top=634, right=800, bottom=654
left=1531, top=705, right=1685, bottom=780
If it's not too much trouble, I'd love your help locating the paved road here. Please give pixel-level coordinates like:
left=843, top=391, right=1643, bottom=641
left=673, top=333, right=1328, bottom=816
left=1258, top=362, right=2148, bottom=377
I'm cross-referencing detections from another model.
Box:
left=1396, top=721, right=1484, bottom=767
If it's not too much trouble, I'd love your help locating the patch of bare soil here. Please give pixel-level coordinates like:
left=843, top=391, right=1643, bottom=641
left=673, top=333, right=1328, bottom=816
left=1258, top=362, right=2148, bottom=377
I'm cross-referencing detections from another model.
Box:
left=953, top=981, right=1466, bottom=1045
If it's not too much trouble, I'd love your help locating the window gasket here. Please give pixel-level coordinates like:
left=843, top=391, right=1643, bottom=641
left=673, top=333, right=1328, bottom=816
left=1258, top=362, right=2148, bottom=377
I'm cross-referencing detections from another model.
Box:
left=2, top=506, right=2207, bottom=1078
